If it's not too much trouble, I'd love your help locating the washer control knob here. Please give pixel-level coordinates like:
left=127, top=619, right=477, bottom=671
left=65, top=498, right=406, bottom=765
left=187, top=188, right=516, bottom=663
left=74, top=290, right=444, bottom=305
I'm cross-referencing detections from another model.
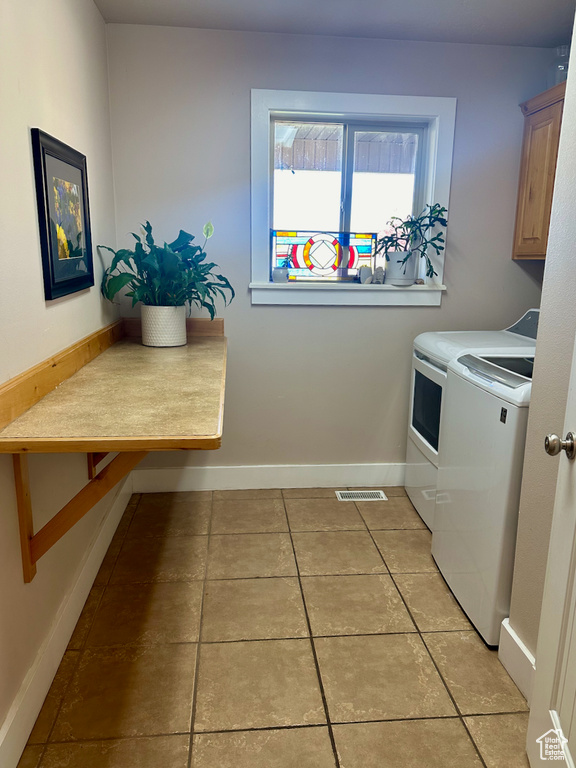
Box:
left=545, top=432, right=576, bottom=460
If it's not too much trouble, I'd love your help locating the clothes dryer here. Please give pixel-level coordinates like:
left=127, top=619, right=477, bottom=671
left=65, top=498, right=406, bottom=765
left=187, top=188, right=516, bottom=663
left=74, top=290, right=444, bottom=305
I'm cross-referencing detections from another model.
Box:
left=405, top=309, right=538, bottom=528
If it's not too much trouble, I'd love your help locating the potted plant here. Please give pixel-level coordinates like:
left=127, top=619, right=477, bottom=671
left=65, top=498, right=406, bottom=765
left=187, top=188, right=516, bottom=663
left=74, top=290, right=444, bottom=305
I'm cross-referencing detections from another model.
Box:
left=272, top=255, right=292, bottom=283
left=375, top=203, right=448, bottom=286
left=100, top=221, right=234, bottom=347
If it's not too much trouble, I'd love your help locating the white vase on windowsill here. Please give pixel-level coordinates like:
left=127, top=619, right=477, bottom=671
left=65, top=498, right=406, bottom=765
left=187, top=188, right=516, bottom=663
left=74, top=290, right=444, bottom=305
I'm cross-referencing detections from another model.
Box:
left=384, top=251, right=417, bottom=286
left=272, top=267, right=289, bottom=283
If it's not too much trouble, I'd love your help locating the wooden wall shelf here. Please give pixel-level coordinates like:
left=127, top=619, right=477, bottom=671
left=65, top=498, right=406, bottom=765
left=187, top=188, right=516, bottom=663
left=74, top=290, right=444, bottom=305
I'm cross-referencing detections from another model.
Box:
left=1, top=318, right=226, bottom=582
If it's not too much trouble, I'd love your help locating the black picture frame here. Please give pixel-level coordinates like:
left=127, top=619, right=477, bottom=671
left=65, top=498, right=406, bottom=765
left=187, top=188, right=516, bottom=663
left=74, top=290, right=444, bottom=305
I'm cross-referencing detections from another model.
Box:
left=31, top=129, right=94, bottom=300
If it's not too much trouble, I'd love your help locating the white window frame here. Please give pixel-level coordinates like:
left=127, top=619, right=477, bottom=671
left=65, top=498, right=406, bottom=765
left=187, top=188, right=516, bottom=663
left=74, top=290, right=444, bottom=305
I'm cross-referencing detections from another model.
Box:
left=250, top=89, right=457, bottom=307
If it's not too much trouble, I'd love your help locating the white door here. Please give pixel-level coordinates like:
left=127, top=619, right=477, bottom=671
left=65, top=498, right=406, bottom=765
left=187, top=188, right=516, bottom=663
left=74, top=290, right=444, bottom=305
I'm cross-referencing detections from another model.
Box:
left=527, top=331, right=576, bottom=766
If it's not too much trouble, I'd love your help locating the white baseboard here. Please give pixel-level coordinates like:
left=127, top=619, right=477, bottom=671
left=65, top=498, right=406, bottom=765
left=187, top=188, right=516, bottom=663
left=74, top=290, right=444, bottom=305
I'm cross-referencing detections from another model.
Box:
left=0, top=476, right=133, bottom=768
left=499, top=618, right=536, bottom=705
left=132, top=462, right=406, bottom=492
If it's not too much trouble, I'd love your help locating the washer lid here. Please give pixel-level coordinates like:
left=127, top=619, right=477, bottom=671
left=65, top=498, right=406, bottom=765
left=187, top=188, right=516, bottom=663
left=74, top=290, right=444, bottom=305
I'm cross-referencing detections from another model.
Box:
left=449, top=353, right=533, bottom=406
left=413, top=308, right=539, bottom=366
left=481, top=355, right=534, bottom=379
left=414, top=330, right=536, bottom=366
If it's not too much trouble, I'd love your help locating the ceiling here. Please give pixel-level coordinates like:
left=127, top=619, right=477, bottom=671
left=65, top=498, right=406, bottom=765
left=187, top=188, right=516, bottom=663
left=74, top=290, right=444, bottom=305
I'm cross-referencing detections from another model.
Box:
left=93, top=0, right=574, bottom=48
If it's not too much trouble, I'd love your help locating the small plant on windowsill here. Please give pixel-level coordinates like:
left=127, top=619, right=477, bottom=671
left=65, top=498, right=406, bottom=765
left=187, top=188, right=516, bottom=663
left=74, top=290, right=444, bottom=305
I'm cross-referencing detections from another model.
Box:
left=272, top=255, right=293, bottom=283
left=100, top=221, right=234, bottom=347
left=375, top=203, right=448, bottom=286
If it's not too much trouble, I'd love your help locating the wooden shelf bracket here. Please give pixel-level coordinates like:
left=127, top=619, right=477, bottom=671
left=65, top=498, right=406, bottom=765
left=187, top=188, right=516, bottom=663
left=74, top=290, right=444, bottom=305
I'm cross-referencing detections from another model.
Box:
left=13, top=451, right=147, bottom=583
left=87, top=452, right=110, bottom=479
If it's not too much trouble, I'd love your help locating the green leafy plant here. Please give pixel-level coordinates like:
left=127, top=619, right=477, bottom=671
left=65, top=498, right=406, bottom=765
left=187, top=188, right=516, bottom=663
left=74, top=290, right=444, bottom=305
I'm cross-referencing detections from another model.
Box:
left=375, top=203, right=448, bottom=278
left=100, top=221, right=234, bottom=319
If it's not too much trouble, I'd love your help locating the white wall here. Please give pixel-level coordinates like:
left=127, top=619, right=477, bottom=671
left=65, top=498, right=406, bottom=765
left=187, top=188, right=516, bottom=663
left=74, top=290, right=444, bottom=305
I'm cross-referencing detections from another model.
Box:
left=107, top=25, right=547, bottom=475
left=0, top=1, right=118, bottom=380
left=509, top=49, right=576, bottom=654
left=0, top=1, right=123, bottom=764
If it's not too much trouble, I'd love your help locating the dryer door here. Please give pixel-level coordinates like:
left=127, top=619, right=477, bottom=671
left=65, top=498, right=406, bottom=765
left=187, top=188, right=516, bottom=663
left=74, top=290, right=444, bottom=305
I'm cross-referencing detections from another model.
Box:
left=409, top=352, right=446, bottom=467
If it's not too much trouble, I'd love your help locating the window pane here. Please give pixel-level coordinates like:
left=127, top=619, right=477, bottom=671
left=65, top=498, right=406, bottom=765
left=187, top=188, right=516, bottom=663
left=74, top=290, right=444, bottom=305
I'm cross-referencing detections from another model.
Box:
left=273, top=122, right=343, bottom=231
left=350, top=131, right=418, bottom=233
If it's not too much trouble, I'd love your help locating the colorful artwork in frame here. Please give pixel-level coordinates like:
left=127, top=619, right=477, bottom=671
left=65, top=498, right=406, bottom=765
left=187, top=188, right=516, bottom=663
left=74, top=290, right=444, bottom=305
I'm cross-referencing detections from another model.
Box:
left=31, top=129, right=94, bottom=300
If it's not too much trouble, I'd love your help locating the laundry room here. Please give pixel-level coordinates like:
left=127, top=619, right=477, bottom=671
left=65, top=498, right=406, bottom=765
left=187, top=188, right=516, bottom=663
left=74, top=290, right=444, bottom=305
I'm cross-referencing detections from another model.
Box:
left=1, top=0, right=576, bottom=766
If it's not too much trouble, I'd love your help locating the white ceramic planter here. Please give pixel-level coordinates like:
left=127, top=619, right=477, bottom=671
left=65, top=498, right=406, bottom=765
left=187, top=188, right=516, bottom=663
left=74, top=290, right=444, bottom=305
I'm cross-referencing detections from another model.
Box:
left=141, top=305, right=187, bottom=347
left=272, top=267, right=289, bottom=283
left=384, top=251, right=417, bottom=286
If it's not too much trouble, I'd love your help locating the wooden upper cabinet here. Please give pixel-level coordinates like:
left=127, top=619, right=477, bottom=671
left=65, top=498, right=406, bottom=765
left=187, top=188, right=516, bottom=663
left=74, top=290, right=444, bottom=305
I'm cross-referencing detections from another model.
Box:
left=512, top=81, right=565, bottom=260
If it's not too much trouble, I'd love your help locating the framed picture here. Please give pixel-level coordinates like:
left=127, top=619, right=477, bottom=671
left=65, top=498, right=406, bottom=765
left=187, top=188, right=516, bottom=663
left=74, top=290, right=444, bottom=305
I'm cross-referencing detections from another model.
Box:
left=31, top=129, right=94, bottom=300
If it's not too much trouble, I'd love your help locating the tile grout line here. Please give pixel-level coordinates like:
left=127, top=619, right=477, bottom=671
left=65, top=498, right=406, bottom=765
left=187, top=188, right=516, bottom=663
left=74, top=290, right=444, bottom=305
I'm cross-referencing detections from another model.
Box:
left=283, top=496, right=342, bottom=768
left=458, top=717, right=492, bottom=768
left=186, top=490, right=215, bottom=768
left=121, top=525, right=434, bottom=538
left=386, top=568, right=489, bottom=767
left=30, top=493, right=143, bottom=763
left=289, top=492, right=485, bottom=764
left=75, top=623, right=493, bottom=652
left=122, top=492, right=146, bottom=539
left=356, top=499, right=489, bottom=768
left=40, top=707, right=532, bottom=746
left=188, top=713, right=476, bottom=735
left=283, top=491, right=489, bottom=768
left=103, top=566, right=470, bottom=586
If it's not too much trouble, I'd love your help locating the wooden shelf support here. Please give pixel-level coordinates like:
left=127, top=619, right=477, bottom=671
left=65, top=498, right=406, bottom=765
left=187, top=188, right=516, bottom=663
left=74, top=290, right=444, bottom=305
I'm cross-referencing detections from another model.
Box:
left=13, top=455, right=37, bottom=582
left=87, top=452, right=110, bottom=479
left=14, top=451, right=147, bottom=583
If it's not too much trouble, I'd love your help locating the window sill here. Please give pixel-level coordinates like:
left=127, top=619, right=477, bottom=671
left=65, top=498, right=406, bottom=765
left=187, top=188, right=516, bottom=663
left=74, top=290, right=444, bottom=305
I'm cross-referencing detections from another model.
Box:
left=249, top=282, right=447, bottom=306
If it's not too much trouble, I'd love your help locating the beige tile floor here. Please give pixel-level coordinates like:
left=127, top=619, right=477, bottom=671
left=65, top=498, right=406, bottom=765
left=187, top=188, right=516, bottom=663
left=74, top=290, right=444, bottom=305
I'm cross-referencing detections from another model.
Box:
left=19, top=488, right=530, bottom=768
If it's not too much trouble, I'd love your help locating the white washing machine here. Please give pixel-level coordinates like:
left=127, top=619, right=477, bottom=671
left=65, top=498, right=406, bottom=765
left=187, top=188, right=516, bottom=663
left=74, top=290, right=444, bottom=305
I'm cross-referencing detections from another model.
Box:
left=405, top=309, right=539, bottom=529
left=431, top=353, right=533, bottom=646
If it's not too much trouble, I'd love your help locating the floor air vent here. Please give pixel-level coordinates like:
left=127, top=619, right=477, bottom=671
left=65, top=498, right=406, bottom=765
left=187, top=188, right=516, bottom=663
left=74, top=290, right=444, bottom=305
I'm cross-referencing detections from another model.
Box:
left=336, top=490, right=388, bottom=501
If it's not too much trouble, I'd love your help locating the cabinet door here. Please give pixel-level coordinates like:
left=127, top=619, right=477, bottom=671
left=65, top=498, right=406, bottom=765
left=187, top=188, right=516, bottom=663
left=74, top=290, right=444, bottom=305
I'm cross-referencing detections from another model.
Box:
left=512, top=100, right=563, bottom=260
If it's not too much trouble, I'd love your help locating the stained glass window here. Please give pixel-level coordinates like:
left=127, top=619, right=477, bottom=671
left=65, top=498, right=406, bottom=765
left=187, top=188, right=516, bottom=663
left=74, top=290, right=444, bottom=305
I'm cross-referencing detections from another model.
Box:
left=272, top=230, right=376, bottom=281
